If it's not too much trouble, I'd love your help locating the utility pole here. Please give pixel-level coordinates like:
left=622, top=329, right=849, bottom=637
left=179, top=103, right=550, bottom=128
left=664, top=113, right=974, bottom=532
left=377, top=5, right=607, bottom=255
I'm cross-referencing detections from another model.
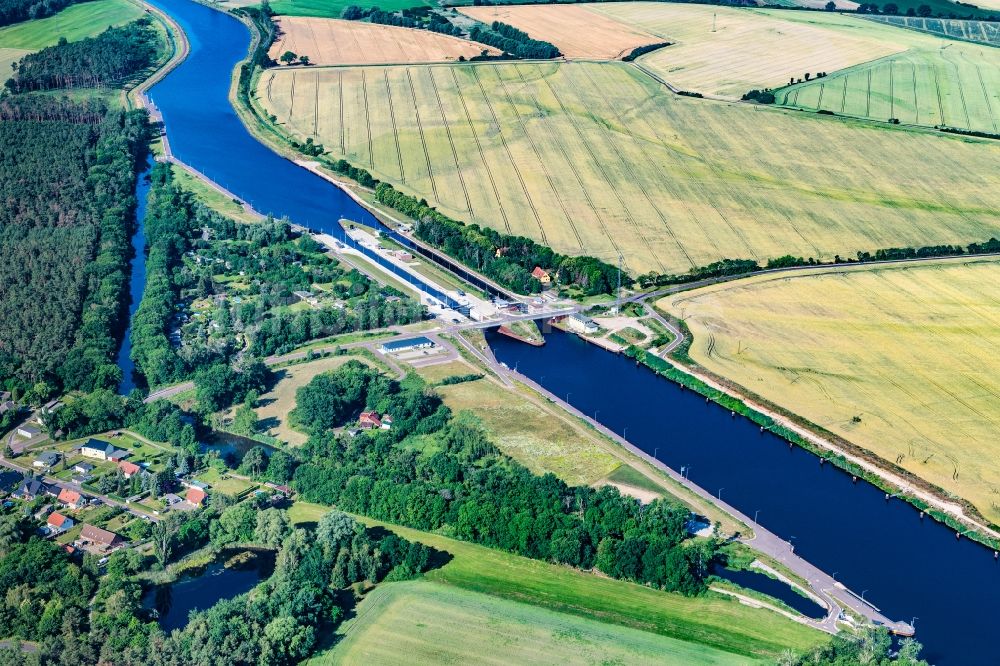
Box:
left=712, top=13, right=717, bottom=32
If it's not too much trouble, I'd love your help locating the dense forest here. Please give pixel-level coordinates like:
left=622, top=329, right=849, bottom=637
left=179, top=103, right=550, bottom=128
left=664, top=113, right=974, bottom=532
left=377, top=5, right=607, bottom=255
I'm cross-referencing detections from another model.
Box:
left=374, top=183, right=622, bottom=295
left=0, top=95, right=149, bottom=400
left=0, top=0, right=79, bottom=27
left=6, top=19, right=159, bottom=92
left=291, top=361, right=713, bottom=594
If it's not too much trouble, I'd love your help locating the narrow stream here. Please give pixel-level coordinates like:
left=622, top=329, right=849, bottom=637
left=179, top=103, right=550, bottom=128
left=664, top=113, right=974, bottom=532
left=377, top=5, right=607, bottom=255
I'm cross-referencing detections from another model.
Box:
left=116, top=166, right=152, bottom=394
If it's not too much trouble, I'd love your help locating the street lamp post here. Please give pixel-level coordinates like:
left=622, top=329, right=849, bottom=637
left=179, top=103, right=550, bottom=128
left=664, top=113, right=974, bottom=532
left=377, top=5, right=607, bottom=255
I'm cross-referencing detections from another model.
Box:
left=566, top=392, right=572, bottom=403
left=653, top=447, right=659, bottom=459
left=718, top=487, right=725, bottom=500
left=754, top=509, right=760, bottom=525
left=861, top=589, right=869, bottom=604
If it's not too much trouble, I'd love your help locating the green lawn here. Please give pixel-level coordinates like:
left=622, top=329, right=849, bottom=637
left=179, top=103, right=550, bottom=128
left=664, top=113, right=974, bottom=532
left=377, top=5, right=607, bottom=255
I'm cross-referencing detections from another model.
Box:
left=0, top=0, right=144, bottom=49
left=289, top=502, right=825, bottom=660
left=314, top=580, right=763, bottom=665
left=268, top=0, right=422, bottom=18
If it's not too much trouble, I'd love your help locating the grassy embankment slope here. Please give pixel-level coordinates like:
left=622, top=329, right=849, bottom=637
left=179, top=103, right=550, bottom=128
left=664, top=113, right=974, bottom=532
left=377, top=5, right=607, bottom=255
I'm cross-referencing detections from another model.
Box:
left=0, top=0, right=144, bottom=78
left=289, top=502, right=824, bottom=663
left=258, top=58, right=1000, bottom=276
left=317, top=580, right=762, bottom=665
left=661, top=257, right=1000, bottom=524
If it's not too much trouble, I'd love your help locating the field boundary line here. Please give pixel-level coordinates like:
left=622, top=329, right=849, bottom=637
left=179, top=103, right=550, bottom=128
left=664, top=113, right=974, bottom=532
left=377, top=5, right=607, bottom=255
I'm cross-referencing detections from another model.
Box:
left=428, top=67, right=474, bottom=215
left=469, top=66, right=548, bottom=244
left=312, top=71, right=319, bottom=136
left=383, top=69, right=406, bottom=183
left=491, top=66, right=586, bottom=251
left=447, top=67, right=513, bottom=234
left=404, top=67, right=441, bottom=204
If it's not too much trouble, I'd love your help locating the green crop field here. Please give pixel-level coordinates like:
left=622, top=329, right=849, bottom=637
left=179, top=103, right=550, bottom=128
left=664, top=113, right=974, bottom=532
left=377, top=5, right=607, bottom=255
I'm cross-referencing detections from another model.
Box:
left=315, top=580, right=764, bottom=665
left=289, top=503, right=825, bottom=660
left=0, top=0, right=143, bottom=48
left=661, top=257, right=1000, bottom=524
left=268, top=0, right=422, bottom=18
left=866, top=15, right=1000, bottom=45
left=0, top=0, right=144, bottom=74
left=779, top=41, right=1000, bottom=134
left=259, top=60, right=1000, bottom=276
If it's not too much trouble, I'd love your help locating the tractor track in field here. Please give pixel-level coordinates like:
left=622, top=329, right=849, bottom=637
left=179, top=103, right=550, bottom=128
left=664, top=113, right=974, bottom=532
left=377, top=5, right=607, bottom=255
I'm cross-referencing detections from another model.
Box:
left=361, top=69, right=375, bottom=169
left=448, top=66, right=512, bottom=234
left=511, top=65, right=619, bottom=258
left=428, top=67, right=474, bottom=215
left=490, top=66, right=585, bottom=251
left=404, top=67, right=440, bottom=203
left=470, top=66, right=548, bottom=244
left=312, top=72, right=319, bottom=136
left=536, top=64, right=665, bottom=272
left=575, top=63, right=696, bottom=271
left=338, top=70, right=345, bottom=154
left=383, top=69, right=406, bottom=182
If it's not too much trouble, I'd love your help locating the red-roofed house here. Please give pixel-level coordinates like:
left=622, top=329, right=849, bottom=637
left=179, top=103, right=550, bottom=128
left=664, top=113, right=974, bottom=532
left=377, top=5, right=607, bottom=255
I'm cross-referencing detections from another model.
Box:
left=186, top=488, right=207, bottom=507
left=531, top=266, right=551, bottom=285
left=118, top=461, right=141, bottom=478
left=57, top=488, right=84, bottom=510
left=47, top=511, right=73, bottom=534
left=358, top=411, right=382, bottom=430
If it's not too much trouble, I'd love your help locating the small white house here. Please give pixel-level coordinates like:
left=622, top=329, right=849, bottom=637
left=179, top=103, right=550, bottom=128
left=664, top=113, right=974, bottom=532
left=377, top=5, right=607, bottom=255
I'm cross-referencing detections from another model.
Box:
left=566, top=313, right=599, bottom=335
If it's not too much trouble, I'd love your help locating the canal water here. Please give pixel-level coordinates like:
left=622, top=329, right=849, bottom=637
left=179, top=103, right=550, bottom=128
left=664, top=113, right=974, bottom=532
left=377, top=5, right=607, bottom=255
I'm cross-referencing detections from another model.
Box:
left=487, top=327, right=997, bottom=664
left=116, top=166, right=152, bottom=395
left=142, top=0, right=984, bottom=661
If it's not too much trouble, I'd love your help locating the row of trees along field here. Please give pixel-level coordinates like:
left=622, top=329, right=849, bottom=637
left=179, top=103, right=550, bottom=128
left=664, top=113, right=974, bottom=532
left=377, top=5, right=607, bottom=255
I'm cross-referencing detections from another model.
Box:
left=469, top=20, right=561, bottom=59
left=129, top=165, right=424, bottom=388
left=0, top=0, right=78, bottom=26
left=0, top=95, right=150, bottom=400
left=5, top=19, right=159, bottom=92
left=290, top=361, right=714, bottom=595
left=374, top=182, right=623, bottom=295
left=340, top=4, right=464, bottom=37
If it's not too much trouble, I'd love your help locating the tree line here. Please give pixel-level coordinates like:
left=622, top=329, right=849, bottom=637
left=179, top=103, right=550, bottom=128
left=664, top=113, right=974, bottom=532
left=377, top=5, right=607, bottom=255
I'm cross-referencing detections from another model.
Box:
left=340, top=4, right=464, bottom=38
left=290, top=361, right=715, bottom=596
left=374, top=182, right=624, bottom=295
left=0, top=0, right=80, bottom=27
left=636, top=238, right=1000, bottom=289
left=0, top=95, right=149, bottom=401
left=468, top=21, right=561, bottom=59
left=6, top=20, right=159, bottom=93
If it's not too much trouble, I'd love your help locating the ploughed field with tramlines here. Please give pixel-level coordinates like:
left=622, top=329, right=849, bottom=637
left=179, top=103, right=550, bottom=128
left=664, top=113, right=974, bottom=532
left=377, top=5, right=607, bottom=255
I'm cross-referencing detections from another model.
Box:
left=259, top=58, right=1000, bottom=276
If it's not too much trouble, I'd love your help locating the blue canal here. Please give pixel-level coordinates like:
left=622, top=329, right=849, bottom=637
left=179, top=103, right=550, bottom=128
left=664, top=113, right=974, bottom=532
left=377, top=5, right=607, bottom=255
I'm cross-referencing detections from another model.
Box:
left=487, top=327, right=997, bottom=664
left=116, top=167, right=152, bottom=394
left=141, top=0, right=984, bottom=661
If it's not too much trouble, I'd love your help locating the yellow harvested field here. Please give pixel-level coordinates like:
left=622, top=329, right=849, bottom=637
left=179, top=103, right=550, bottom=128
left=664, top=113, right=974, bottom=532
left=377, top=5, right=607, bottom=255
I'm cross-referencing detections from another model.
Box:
left=457, top=4, right=661, bottom=59
left=268, top=17, right=498, bottom=66
left=591, top=3, right=939, bottom=97
left=258, top=60, right=1000, bottom=276
left=661, top=257, right=1000, bottom=522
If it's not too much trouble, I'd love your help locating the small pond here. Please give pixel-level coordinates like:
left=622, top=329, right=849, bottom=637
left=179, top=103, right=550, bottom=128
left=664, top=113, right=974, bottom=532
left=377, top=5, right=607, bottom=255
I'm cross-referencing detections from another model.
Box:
left=711, top=565, right=826, bottom=620
left=201, top=431, right=275, bottom=466
left=143, top=549, right=275, bottom=631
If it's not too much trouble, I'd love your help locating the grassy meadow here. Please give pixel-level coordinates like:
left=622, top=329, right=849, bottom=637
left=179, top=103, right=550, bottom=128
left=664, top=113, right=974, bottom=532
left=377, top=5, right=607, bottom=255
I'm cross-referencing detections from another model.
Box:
left=662, top=257, right=1000, bottom=523
left=780, top=41, right=1000, bottom=134
left=289, top=503, right=825, bottom=660
left=258, top=59, right=1000, bottom=276
left=417, top=359, right=622, bottom=485
left=316, top=580, right=763, bottom=665
left=0, top=0, right=144, bottom=74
